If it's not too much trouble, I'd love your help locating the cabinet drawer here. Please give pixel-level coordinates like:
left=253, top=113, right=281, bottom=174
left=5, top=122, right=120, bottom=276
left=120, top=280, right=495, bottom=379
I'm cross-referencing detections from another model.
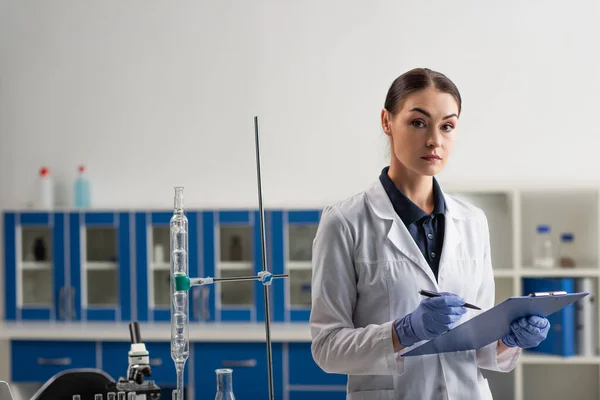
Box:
left=288, top=343, right=347, bottom=386
left=194, top=342, right=283, bottom=400
left=11, top=340, right=97, bottom=383
left=101, top=341, right=188, bottom=385
left=289, top=390, right=347, bottom=400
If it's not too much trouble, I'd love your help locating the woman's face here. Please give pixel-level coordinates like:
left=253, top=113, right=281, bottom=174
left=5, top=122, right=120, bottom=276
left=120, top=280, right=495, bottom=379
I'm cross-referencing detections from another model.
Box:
left=382, top=86, right=459, bottom=177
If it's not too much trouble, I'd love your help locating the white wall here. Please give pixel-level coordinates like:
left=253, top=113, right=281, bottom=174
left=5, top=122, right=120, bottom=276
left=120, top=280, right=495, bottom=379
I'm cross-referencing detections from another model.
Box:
left=2, top=0, right=600, bottom=212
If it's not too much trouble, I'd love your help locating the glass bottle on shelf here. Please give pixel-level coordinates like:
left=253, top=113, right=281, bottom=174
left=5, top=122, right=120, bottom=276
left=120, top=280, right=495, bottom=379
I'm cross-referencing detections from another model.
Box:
left=559, top=233, right=576, bottom=268
left=33, top=237, right=47, bottom=261
left=532, top=224, right=554, bottom=268
left=229, top=235, right=242, bottom=262
left=214, top=368, right=236, bottom=400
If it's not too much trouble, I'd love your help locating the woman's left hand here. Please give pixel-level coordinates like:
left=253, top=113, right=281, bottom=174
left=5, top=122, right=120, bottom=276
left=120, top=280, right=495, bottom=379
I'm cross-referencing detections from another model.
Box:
left=501, top=315, right=550, bottom=349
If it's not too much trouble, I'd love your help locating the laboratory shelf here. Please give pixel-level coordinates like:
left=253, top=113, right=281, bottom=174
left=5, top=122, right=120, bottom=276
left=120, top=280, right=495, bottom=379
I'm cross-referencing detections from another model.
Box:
left=519, top=268, right=600, bottom=277
left=20, top=262, right=52, bottom=270
left=218, top=261, right=253, bottom=271
left=0, top=321, right=312, bottom=342
left=150, top=262, right=170, bottom=271
left=520, top=353, right=600, bottom=365
left=287, top=261, right=313, bottom=270
left=493, top=268, right=515, bottom=278
left=85, top=261, right=118, bottom=270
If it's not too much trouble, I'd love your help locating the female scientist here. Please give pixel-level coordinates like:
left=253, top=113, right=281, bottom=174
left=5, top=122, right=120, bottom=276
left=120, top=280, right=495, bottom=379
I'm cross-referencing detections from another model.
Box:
left=309, top=67, right=550, bottom=399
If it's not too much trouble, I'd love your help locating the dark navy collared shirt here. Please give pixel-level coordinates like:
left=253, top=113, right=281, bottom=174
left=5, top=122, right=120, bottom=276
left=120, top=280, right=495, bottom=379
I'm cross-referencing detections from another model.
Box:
left=379, top=166, right=446, bottom=280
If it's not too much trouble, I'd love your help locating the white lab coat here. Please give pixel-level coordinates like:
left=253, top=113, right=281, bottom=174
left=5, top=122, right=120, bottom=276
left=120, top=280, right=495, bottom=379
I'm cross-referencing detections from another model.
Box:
left=310, top=180, right=521, bottom=400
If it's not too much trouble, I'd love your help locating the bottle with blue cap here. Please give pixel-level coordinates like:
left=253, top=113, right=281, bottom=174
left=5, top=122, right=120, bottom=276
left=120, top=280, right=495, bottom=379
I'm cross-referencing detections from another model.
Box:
left=559, top=232, right=576, bottom=268
left=533, top=224, right=554, bottom=268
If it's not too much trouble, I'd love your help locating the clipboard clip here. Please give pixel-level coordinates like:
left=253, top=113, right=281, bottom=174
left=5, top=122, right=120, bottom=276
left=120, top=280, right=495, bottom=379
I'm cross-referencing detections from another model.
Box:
left=528, top=291, right=568, bottom=297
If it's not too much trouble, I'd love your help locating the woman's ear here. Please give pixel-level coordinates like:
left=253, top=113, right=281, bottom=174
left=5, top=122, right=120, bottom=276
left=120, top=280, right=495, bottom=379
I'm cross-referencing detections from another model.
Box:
left=381, top=109, right=392, bottom=136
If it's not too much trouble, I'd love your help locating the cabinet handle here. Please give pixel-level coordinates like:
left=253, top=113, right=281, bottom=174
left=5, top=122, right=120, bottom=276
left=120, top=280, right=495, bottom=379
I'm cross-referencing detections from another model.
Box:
left=68, top=286, right=76, bottom=320
left=37, top=357, right=72, bottom=366
left=192, top=288, right=200, bottom=320
left=58, top=286, right=66, bottom=320
left=149, top=358, right=163, bottom=366
left=221, top=359, right=257, bottom=368
left=202, top=286, right=210, bottom=320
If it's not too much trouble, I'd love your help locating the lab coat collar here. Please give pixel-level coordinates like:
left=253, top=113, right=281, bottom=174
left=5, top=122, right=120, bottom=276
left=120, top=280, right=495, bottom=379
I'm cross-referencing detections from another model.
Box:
left=377, top=166, right=446, bottom=226
left=366, top=179, right=464, bottom=286
left=367, top=178, right=468, bottom=221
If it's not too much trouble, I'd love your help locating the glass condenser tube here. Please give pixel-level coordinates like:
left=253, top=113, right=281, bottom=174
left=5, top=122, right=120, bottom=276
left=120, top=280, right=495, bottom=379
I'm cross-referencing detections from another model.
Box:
left=170, top=186, right=189, bottom=400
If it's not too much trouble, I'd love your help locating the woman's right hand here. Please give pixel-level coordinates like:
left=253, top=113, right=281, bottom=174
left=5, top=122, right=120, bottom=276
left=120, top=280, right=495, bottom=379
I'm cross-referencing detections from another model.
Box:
left=393, top=292, right=467, bottom=348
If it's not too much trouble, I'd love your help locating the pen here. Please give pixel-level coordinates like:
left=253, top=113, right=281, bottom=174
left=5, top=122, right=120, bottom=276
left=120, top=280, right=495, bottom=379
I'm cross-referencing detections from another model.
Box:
left=419, top=289, right=482, bottom=310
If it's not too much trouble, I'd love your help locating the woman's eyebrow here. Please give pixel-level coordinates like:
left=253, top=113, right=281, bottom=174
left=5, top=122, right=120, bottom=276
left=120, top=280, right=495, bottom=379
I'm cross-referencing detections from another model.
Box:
left=410, top=107, right=457, bottom=120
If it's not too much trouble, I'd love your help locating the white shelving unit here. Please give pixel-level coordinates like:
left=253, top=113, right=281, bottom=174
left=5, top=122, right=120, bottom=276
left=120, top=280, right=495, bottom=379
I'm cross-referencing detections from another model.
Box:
left=447, top=187, right=600, bottom=400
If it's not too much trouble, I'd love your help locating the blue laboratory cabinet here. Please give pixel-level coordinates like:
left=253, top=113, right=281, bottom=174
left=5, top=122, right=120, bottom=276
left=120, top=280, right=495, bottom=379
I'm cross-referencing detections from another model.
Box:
left=270, top=210, right=321, bottom=322
left=3, top=208, right=323, bottom=323
left=135, top=211, right=199, bottom=322
left=10, top=340, right=346, bottom=399
left=3, top=212, right=67, bottom=321
left=68, top=211, right=132, bottom=321
left=4, top=208, right=350, bottom=398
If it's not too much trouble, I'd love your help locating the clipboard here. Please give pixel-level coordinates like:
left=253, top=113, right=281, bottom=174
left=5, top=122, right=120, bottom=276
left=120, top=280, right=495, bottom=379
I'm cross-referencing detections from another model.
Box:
left=0, top=381, right=15, bottom=400
left=400, top=291, right=589, bottom=357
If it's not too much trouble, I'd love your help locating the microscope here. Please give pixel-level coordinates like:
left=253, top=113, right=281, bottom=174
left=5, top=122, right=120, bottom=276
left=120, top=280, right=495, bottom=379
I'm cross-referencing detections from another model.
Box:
left=107, top=322, right=162, bottom=399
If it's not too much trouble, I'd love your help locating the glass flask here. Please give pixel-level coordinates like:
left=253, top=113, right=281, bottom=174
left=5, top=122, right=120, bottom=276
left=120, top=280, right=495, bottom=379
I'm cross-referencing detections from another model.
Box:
left=532, top=224, right=554, bottom=268
left=214, top=368, right=236, bottom=400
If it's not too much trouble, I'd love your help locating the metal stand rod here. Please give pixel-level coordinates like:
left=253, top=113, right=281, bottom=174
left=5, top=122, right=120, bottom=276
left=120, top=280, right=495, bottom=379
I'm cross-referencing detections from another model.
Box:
left=214, top=274, right=288, bottom=283
left=254, top=116, right=275, bottom=400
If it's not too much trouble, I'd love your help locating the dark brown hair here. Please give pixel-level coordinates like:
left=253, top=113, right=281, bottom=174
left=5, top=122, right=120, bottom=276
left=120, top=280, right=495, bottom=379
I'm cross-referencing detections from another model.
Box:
left=384, top=68, right=462, bottom=116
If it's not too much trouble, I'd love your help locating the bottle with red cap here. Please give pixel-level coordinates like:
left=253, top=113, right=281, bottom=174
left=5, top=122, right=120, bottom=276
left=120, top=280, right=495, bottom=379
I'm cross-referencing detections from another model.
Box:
left=38, top=167, right=54, bottom=209
left=74, top=164, right=91, bottom=208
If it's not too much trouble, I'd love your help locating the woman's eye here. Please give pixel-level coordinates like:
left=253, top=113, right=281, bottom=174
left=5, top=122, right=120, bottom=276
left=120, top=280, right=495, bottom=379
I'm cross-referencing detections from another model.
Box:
left=441, top=123, right=454, bottom=132
left=411, top=120, right=425, bottom=128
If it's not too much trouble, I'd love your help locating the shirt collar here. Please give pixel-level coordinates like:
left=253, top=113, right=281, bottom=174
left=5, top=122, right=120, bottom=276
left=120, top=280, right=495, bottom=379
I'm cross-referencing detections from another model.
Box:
left=378, top=166, right=446, bottom=226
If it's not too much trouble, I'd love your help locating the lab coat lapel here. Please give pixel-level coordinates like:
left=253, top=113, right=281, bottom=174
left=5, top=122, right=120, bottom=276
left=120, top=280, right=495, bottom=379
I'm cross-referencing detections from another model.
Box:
left=366, top=182, right=438, bottom=287
left=439, top=194, right=463, bottom=266
left=387, top=218, right=438, bottom=285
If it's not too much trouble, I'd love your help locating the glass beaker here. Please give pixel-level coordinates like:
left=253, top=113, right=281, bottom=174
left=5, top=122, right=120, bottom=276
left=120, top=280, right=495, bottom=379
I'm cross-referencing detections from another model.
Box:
left=215, top=368, right=236, bottom=400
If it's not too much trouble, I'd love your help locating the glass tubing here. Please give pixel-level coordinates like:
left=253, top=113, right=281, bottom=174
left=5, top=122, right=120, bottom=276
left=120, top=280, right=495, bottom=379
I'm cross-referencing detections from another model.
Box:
left=169, top=117, right=289, bottom=400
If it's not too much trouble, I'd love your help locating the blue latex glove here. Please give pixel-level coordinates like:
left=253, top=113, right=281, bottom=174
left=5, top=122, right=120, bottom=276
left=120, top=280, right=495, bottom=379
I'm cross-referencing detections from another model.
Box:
left=501, top=315, right=550, bottom=348
left=394, top=292, right=467, bottom=347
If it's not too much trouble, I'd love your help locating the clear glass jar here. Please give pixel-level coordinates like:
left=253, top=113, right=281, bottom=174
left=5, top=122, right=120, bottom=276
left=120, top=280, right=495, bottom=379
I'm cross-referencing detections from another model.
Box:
left=559, top=233, right=576, bottom=268
left=215, top=368, right=236, bottom=400
left=532, top=224, right=554, bottom=268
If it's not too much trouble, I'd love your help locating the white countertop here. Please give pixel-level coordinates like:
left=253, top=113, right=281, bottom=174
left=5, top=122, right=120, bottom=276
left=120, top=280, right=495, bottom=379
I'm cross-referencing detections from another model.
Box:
left=0, top=321, right=312, bottom=342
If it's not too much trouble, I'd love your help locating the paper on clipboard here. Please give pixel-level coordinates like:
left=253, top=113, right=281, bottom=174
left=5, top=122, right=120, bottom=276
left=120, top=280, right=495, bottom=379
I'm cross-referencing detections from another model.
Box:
left=399, top=292, right=589, bottom=357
